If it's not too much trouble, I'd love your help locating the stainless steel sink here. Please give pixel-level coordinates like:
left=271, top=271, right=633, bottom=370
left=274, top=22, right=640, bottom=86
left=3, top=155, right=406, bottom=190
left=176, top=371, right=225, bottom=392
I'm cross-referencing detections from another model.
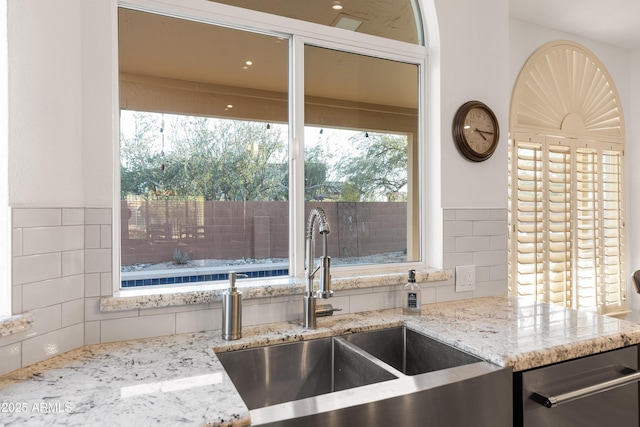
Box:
left=216, top=336, right=398, bottom=410
left=343, top=326, right=481, bottom=375
left=215, top=327, right=513, bottom=426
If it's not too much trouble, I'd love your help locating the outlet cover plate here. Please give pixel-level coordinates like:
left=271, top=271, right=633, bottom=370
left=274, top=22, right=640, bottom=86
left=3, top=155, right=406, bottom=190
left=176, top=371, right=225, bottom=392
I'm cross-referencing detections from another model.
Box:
left=455, top=265, right=476, bottom=292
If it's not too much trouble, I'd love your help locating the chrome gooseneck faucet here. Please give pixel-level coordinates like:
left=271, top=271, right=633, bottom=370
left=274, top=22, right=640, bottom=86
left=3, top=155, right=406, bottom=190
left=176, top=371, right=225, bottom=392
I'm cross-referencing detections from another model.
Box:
left=304, top=207, right=341, bottom=328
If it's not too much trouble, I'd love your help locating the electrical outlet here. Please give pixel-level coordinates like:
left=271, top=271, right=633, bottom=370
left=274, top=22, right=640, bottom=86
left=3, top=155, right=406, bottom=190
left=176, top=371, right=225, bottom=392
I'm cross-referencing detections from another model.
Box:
left=455, top=265, right=476, bottom=292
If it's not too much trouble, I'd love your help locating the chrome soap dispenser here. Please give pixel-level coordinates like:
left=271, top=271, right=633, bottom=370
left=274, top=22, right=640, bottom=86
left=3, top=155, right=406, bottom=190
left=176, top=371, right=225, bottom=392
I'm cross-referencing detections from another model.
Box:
left=402, top=269, right=421, bottom=315
left=222, top=272, right=243, bottom=340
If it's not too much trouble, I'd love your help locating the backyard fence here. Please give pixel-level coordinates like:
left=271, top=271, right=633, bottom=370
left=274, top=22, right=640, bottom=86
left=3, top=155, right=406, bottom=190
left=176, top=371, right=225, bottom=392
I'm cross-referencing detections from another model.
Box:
left=121, top=199, right=407, bottom=266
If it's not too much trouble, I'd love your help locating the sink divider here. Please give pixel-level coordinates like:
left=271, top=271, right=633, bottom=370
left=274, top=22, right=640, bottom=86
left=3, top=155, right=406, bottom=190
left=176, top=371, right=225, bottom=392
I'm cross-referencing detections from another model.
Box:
left=332, top=336, right=406, bottom=383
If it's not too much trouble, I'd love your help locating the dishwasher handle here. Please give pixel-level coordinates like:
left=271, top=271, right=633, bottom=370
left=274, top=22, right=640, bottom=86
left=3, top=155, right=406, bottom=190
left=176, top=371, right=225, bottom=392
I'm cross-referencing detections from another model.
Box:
left=531, top=367, right=640, bottom=408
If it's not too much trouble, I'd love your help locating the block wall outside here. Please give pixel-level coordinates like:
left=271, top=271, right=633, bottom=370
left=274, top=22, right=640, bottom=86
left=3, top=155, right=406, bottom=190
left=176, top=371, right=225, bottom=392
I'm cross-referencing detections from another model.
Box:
left=120, top=200, right=409, bottom=266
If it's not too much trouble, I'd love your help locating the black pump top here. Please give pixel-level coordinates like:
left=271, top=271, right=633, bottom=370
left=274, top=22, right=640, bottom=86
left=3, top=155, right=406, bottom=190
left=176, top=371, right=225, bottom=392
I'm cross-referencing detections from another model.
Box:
left=408, top=269, right=416, bottom=283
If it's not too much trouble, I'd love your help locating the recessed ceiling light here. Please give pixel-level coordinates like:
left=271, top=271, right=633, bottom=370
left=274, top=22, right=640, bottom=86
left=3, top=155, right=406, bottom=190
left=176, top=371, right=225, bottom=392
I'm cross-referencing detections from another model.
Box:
left=332, top=1, right=343, bottom=10
left=227, top=104, right=233, bottom=109
left=245, top=60, right=253, bottom=66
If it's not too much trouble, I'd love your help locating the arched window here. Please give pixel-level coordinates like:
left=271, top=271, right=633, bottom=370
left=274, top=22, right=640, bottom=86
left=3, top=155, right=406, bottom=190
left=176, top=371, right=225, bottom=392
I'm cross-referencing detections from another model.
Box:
left=509, top=41, right=626, bottom=315
left=117, top=1, right=426, bottom=288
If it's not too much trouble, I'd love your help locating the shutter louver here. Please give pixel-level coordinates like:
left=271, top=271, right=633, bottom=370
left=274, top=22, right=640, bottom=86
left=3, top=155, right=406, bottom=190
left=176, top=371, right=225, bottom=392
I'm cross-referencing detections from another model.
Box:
left=509, top=135, right=626, bottom=315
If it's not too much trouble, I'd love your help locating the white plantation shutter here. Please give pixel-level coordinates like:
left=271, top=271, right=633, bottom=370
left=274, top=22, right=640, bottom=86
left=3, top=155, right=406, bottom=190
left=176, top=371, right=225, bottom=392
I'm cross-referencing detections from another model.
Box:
left=509, top=41, right=627, bottom=315
left=509, top=133, right=625, bottom=314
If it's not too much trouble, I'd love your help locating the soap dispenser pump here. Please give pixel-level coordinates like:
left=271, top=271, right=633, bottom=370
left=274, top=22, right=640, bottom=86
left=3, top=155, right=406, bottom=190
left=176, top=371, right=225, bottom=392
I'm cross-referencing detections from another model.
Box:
left=222, top=272, right=243, bottom=340
left=402, top=269, right=421, bottom=315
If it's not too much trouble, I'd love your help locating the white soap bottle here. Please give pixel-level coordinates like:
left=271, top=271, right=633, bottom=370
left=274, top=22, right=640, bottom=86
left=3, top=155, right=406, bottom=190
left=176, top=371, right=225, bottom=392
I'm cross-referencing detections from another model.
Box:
left=402, top=269, right=421, bottom=315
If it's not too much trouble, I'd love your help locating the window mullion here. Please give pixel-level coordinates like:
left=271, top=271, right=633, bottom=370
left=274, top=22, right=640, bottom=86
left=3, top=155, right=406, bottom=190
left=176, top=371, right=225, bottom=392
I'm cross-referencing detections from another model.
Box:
left=290, top=36, right=305, bottom=279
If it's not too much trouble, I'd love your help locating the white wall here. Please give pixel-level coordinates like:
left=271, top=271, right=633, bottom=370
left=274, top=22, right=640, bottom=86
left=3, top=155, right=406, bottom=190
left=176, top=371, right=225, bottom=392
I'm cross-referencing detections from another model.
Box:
left=7, top=0, right=85, bottom=207
left=81, top=0, right=115, bottom=208
left=627, top=49, right=640, bottom=310
left=435, top=0, right=510, bottom=210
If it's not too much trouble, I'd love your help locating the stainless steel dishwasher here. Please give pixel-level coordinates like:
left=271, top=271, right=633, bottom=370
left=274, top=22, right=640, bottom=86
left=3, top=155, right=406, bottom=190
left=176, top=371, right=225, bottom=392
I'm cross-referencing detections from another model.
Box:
left=515, top=345, right=640, bottom=426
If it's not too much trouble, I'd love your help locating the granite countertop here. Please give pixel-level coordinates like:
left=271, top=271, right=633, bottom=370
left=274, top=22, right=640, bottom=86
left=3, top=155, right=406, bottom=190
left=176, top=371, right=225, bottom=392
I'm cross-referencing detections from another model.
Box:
left=2, top=296, right=640, bottom=426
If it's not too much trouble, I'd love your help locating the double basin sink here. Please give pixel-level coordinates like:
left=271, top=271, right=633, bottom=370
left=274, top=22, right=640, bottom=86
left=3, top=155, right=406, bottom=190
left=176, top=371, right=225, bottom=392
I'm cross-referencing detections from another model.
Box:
left=215, top=326, right=512, bottom=426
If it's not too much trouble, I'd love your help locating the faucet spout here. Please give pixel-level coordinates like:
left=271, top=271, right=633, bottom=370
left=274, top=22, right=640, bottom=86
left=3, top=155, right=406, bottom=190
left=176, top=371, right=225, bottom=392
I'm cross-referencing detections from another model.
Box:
left=303, top=207, right=337, bottom=328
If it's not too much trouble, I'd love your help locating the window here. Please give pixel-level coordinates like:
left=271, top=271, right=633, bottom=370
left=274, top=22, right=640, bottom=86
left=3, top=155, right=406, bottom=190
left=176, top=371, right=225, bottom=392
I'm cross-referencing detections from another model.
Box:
left=117, top=2, right=425, bottom=288
left=508, top=41, right=626, bottom=315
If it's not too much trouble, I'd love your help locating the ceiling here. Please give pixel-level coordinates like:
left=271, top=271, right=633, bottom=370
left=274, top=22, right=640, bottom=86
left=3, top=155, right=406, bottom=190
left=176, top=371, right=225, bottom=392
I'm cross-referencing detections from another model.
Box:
left=119, top=1, right=640, bottom=121
left=510, top=0, right=640, bottom=50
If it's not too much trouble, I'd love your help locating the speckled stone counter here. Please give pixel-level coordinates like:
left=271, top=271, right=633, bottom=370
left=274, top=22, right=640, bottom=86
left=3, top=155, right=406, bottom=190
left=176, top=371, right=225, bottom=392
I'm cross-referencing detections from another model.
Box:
left=2, top=296, right=640, bottom=426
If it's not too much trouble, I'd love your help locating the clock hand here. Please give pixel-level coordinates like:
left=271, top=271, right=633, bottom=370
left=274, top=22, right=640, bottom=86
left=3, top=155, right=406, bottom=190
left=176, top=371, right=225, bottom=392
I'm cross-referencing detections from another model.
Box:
left=475, top=129, right=495, bottom=137
left=474, top=128, right=487, bottom=140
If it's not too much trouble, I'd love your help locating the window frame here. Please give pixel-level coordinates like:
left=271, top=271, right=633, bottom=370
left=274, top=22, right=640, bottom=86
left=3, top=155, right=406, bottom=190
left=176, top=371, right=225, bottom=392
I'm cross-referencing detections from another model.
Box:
left=113, top=0, right=429, bottom=294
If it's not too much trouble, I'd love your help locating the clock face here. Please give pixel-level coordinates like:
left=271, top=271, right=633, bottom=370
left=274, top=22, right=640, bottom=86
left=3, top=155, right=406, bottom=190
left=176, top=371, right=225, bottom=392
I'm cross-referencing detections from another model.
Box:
left=452, top=101, right=500, bottom=162
left=462, top=107, right=497, bottom=155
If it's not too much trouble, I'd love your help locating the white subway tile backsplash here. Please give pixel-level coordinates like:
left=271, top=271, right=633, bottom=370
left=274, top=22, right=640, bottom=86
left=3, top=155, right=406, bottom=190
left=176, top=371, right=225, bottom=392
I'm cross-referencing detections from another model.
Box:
left=349, top=290, right=397, bottom=313
left=85, top=273, right=101, bottom=297
left=21, top=225, right=84, bottom=255
left=456, top=209, right=491, bottom=221
left=13, top=209, right=61, bottom=228
left=62, top=250, right=85, bottom=276
left=490, top=235, right=507, bottom=250
left=473, top=250, right=508, bottom=267
left=22, top=323, right=84, bottom=367
left=442, top=208, right=508, bottom=299
left=435, top=284, right=469, bottom=302
left=13, top=252, right=61, bottom=285
left=490, top=265, right=508, bottom=281
left=176, top=308, right=221, bottom=334
left=62, top=208, right=84, bottom=226
left=443, top=236, right=456, bottom=253
left=12, top=228, right=22, bottom=257
left=0, top=343, right=21, bottom=376
left=443, top=220, right=473, bottom=237
left=28, top=304, right=63, bottom=336
left=421, top=286, right=437, bottom=305
left=139, top=304, right=208, bottom=316
left=443, top=252, right=473, bottom=269
left=85, top=248, right=111, bottom=273
left=456, top=236, right=492, bottom=252
left=62, top=299, right=84, bottom=327
left=100, top=314, right=175, bottom=343
left=85, top=225, right=101, bottom=249
left=473, top=281, right=508, bottom=298
left=85, top=208, right=112, bottom=225
left=85, top=321, right=100, bottom=345
left=100, top=225, right=112, bottom=248
left=442, top=210, right=456, bottom=221
left=22, top=275, right=84, bottom=311
left=100, top=272, right=112, bottom=297
left=243, top=301, right=299, bottom=326
left=475, top=266, right=491, bottom=282
left=12, top=284, right=21, bottom=315
left=491, top=209, right=508, bottom=221
left=473, top=220, right=507, bottom=236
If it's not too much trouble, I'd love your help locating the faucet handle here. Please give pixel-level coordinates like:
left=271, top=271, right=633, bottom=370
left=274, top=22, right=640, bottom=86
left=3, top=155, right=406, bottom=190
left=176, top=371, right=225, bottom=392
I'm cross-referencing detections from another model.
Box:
left=315, top=304, right=341, bottom=317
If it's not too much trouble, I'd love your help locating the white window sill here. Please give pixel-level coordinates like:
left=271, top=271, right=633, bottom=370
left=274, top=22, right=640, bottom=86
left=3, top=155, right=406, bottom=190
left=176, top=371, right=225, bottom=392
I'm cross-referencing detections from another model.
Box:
left=101, top=268, right=452, bottom=312
left=0, top=314, right=34, bottom=337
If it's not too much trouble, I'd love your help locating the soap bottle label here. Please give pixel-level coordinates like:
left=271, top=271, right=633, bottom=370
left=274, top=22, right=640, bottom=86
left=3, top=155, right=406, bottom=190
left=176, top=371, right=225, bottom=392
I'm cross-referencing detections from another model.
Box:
left=407, top=292, right=418, bottom=308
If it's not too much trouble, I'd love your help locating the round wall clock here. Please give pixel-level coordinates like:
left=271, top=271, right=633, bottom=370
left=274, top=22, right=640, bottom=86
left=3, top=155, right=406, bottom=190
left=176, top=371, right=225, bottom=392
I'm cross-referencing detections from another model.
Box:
left=452, top=100, right=500, bottom=162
